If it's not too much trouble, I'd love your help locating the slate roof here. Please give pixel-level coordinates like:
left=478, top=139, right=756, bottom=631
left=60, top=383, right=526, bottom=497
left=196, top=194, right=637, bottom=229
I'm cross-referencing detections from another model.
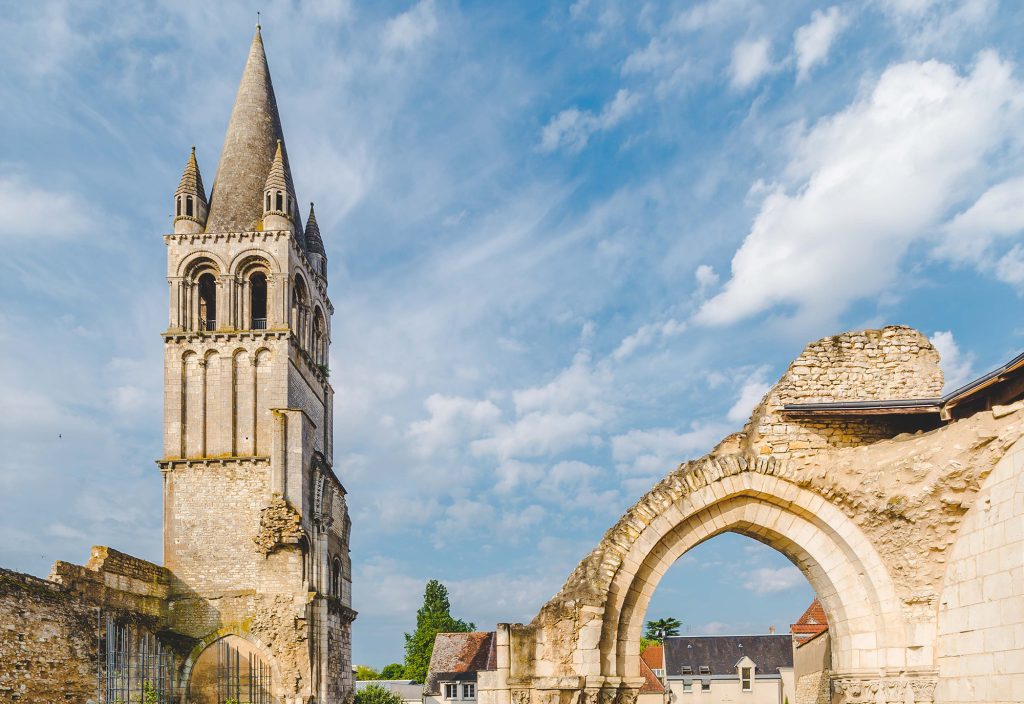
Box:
left=425, top=632, right=497, bottom=695
left=663, top=635, right=793, bottom=679
left=206, top=26, right=300, bottom=234
left=791, top=598, right=829, bottom=645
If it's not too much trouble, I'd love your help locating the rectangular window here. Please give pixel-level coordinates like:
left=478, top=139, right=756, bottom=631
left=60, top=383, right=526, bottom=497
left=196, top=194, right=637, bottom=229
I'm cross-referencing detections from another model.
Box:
left=701, top=681, right=711, bottom=691
left=681, top=666, right=692, bottom=675
left=653, top=669, right=664, bottom=678
left=463, top=684, right=476, bottom=699
left=698, top=666, right=710, bottom=675
left=681, top=682, right=692, bottom=692
left=445, top=684, right=459, bottom=699
left=740, top=666, right=752, bottom=691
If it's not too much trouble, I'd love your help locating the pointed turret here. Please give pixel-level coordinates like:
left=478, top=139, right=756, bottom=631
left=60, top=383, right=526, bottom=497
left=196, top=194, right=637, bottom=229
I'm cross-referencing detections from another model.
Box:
left=261, top=139, right=298, bottom=234
left=305, top=202, right=327, bottom=278
left=173, top=146, right=208, bottom=234
left=206, top=25, right=299, bottom=233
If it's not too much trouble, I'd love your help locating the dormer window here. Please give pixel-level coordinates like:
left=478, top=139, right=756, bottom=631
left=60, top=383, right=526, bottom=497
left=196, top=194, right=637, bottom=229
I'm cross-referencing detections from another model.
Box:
left=444, top=683, right=458, bottom=699
left=740, top=666, right=752, bottom=691
left=681, top=666, right=692, bottom=675
left=698, top=666, right=710, bottom=675
left=462, top=684, right=475, bottom=699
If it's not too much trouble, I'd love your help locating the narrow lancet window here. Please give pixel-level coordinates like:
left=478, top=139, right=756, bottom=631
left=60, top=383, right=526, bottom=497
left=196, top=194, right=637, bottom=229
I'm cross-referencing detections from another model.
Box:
left=186, top=195, right=194, bottom=217
left=176, top=197, right=181, bottom=216
left=276, top=191, right=283, bottom=211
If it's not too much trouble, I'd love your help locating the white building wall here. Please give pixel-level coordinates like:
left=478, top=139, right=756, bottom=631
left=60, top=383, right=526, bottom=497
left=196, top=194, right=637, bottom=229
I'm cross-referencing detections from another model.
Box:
left=667, top=677, right=784, bottom=704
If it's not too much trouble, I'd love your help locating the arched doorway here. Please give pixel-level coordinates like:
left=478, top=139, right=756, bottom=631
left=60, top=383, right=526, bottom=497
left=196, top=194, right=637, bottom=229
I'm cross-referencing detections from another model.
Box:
left=188, top=635, right=275, bottom=704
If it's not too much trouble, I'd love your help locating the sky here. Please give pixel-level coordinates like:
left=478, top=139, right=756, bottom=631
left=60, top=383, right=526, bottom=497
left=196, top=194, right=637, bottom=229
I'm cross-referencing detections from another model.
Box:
left=2, top=0, right=1024, bottom=669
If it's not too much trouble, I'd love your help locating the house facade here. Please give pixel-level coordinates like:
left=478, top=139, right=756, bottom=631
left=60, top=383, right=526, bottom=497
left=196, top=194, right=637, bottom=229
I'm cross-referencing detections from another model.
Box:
left=664, top=635, right=795, bottom=704
left=425, top=632, right=497, bottom=704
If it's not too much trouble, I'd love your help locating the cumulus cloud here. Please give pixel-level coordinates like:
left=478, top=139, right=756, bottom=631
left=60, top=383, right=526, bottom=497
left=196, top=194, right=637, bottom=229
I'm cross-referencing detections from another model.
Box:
left=697, top=52, right=1024, bottom=327
left=930, top=330, right=976, bottom=391
left=408, top=393, right=501, bottom=456
left=0, top=174, right=90, bottom=242
left=730, top=37, right=773, bottom=89
left=612, top=424, right=725, bottom=476
left=794, top=6, right=850, bottom=82
left=540, top=89, right=640, bottom=153
left=743, top=566, right=804, bottom=593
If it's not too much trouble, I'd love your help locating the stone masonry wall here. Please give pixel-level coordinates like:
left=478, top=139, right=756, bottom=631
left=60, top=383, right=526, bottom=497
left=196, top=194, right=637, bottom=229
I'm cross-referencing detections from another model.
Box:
left=0, top=568, right=95, bottom=702
left=735, top=326, right=944, bottom=458
left=935, top=431, right=1024, bottom=703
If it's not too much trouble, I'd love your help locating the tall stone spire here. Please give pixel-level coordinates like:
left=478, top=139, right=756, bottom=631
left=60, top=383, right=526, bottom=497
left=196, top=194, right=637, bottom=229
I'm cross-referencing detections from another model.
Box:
left=206, top=25, right=299, bottom=233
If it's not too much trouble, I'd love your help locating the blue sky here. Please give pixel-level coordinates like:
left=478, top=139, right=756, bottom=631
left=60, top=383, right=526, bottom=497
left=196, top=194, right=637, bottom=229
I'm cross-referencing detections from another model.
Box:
left=2, top=0, right=1024, bottom=668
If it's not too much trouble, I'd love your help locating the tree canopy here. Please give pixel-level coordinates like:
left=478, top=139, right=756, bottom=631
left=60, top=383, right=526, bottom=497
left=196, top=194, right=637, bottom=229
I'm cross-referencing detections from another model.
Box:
left=355, top=684, right=404, bottom=704
left=644, top=617, right=682, bottom=642
left=355, top=665, right=381, bottom=681
left=403, top=580, right=475, bottom=683
left=380, top=663, right=405, bottom=680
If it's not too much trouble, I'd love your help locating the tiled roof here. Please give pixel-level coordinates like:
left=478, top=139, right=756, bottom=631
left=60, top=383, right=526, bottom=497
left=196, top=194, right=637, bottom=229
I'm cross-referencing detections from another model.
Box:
left=639, top=658, right=665, bottom=694
left=425, top=632, right=496, bottom=695
left=791, top=598, right=829, bottom=644
left=206, top=26, right=300, bottom=234
left=664, top=635, right=793, bottom=678
left=640, top=645, right=664, bottom=671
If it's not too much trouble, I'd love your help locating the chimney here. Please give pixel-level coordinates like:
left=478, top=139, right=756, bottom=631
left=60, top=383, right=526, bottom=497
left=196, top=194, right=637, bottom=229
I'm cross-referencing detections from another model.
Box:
left=769, top=625, right=776, bottom=634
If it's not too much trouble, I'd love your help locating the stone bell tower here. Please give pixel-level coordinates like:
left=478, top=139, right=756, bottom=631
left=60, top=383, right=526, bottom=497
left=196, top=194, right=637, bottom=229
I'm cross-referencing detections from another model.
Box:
left=158, top=25, right=354, bottom=704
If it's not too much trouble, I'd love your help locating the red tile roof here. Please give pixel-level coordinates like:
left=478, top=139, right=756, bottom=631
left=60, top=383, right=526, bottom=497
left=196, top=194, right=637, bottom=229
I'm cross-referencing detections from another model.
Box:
left=791, top=598, right=828, bottom=644
left=425, top=632, right=496, bottom=695
left=640, top=645, right=664, bottom=672
left=639, top=658, right=665, bottom=694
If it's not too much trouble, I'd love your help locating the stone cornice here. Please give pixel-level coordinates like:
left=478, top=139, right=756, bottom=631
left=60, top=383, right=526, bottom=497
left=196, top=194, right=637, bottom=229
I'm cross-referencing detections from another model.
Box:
left=162, top=329, right=289, bottom=343
left=157, top=456, right=271, bottom=471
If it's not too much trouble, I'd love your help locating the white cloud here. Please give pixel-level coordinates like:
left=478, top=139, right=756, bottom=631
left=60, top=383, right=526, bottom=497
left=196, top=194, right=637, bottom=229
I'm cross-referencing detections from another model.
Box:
left=727, top=366, right=771, bottom=423
left=695, top=264, right=719, bottom=296
left=730, top=37, right=773, bottom=90
left=382, top=0, right=439, bottom=53
left=540, top=89, right=640, bottom=153
left=794, top=6, right=850, bottom=82
left=697, top=52, right=1024, bottom=327
left=612, top=319, right=685, bottom=361
left=743, top=566, right=804, bottom=593
left=0, top=174, right=90, bottom=242
left=612, top=425, right=725, bottom=476
left=930, top=330, right=976, bottom=391
left=407, top=393, right=501, bottom=456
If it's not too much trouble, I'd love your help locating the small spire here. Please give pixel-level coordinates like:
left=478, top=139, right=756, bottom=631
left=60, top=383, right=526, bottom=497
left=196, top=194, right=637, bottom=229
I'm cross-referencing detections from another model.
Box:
left=176, top=146, right=207, bottom=205
left=305, top=202, right=326, bottom=257
left=263, top=139, right=289, bottom=197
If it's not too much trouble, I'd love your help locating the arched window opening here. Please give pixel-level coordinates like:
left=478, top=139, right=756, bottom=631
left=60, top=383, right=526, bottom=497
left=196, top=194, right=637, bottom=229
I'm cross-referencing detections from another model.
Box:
left=332, top=557, right=342, bottom=597
left=198, top=273, right=217, bottom=331
left=292, top=277, right=308, bottom=347
left=637, top=532, right=815, bottom=700
left=265, top=192, right=271, bottom=212
left=250, top=272, right=267, bottom=330
left=275, top=191, right=283, bottom=211
left=186, top=195, right=194, bottom=217
left=312, top=309, right=326, bottom=365
left=176, top=197, right=182, bottom=216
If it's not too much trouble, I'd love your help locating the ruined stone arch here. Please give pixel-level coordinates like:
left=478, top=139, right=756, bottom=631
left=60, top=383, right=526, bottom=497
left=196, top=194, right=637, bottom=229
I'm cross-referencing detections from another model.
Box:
left=594, top=464, right=908, bottom=679
left=179, top=627, right=283, bottom=701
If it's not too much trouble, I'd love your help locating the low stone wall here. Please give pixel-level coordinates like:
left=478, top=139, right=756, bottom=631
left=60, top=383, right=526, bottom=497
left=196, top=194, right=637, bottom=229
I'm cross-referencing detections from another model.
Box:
left=0, top=568, right=96, bottom=702
left=0, top=547, right=174, bottom=703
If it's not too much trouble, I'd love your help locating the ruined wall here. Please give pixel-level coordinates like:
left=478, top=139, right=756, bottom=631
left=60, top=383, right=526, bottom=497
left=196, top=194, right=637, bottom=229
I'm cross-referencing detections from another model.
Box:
left=794, top=632, right=831, bottom=704
left=0, top=548, right=173, bottom=703
left=936, top=431, right=1024, bottom=704
left=737, top=326, right=943, bottom=458
left=0, top=568, right=95, bottom=702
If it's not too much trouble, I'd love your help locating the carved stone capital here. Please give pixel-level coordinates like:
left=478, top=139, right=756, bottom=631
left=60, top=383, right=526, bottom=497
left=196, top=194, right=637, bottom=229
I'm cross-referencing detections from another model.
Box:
left=511, top=690, right=531, bottom=704
left=832, top=675, right=936, bottom=704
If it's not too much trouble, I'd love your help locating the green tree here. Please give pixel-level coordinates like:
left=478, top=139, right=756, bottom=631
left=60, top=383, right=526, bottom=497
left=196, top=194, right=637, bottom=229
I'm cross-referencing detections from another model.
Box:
left=356, top=684, right=404, bottom=704
left=640, top=637, right=660, bottom=652
left=403, top=580, right=475, bottom=683
left=380, top=663, right=406, bottom=680
left=356, top=664, right=382, bottom=680
left=644, top=617, right=682, bottom=642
